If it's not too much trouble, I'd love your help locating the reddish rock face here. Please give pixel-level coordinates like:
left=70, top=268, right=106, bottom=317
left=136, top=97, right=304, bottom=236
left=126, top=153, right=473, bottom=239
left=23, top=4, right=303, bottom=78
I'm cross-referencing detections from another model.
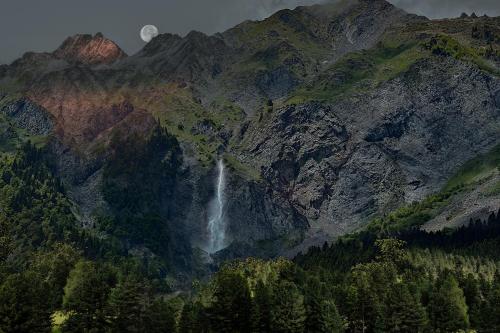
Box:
left=53, top=33, right=127, bottom=65
left=28, top=88, right=142, bottom=146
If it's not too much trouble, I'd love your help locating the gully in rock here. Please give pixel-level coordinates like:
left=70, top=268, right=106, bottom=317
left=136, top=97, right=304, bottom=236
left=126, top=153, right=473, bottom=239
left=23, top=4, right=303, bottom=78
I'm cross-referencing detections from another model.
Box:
left=207, top=159, right=228, bottom=253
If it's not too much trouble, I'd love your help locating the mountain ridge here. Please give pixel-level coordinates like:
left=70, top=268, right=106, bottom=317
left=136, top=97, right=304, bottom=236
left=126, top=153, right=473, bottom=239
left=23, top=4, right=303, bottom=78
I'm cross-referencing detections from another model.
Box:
left=0, top=0, right=499, bottom=260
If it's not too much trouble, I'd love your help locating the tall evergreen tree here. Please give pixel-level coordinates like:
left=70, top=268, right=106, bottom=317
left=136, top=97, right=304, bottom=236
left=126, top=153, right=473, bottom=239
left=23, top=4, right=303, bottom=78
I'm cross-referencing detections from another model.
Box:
left=252, top=280, right=272, bottom=333
left=483, top=277, right=500, bottom=332
left=31, top=243, right=81, bottom=311
left=385, top=283, right=427, bottom=333
left=270, top=281, right=306, bottom=333
left=0, top=272, right=52, bottom=333
left=107, top=277, right=148, bottom=332
left=179, top=301, right=206, bottom=333
left=0, top=214, right=11, bottom=265
left=304, top=277, right=344, bottom=333
left=428, top=273, right=469, bottom=332
left=460, top=273, right=482, bottom=329
left=62, top=261, right=115, bottom=332
left=144, top=298, right=177, bottom=333
left=207, top=270, right=252, bottom=333
left=346, top=268, right=385, bottom=333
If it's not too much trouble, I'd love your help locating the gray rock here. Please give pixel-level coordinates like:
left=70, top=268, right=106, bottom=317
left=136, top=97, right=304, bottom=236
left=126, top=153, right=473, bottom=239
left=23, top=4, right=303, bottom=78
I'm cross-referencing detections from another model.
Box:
left=495, top=90, right=500, bottom=108
left=236, top=57, right=500, bottom=244
left=1, top=98, right=53, bottom=135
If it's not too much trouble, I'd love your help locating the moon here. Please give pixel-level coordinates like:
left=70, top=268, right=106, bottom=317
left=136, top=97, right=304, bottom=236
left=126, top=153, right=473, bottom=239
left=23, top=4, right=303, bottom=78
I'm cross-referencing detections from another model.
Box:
left=140, top=25, right=159, bottom=43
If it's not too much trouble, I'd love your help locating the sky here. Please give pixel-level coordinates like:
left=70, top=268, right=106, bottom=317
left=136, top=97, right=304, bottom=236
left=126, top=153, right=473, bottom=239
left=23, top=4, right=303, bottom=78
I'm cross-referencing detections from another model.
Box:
left=1, top=0, right=499, bottom=65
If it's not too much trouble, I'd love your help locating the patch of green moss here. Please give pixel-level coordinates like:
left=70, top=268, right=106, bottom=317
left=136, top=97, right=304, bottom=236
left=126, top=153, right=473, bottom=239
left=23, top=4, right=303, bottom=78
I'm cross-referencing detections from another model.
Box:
left=444, top=144, right=500, bottom=191
left=287, top=41, right=425, bottom=104
left=147, top=90, right=218, bottom=165
left=0, top=114, right=48, bottom=154
left=367, top=144, right=500, bottom=234
left=223, top=154, right=262, bottom=181
left=423, top=34, right=500, bottom=75
left=0, top=79, right=24, bottom=95
left=51, top=311, right=68, bottom=333
left=485, top=180, right=500, bottom=197
left=367, top=186, right=464, bottom=233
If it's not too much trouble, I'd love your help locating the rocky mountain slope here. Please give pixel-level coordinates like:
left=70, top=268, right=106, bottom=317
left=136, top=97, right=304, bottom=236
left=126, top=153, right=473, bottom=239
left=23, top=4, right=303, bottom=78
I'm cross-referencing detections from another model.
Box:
left=0, top=0, right=499, bottom=260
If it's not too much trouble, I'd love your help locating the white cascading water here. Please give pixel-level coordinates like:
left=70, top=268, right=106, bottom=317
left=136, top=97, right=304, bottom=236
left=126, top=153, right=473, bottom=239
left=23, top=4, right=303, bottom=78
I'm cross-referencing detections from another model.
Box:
left=207, top=159, right=227, bottom=253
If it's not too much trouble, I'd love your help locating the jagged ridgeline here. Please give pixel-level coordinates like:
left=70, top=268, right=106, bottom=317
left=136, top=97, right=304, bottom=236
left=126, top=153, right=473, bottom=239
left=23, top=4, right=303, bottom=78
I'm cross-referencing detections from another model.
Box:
left=0, top=0, right=499, bottom=331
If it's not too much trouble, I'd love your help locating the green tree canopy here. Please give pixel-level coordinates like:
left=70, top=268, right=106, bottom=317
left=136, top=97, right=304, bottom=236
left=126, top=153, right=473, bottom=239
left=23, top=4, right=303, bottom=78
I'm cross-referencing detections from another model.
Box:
left=428, top=272, right=469, bottom=332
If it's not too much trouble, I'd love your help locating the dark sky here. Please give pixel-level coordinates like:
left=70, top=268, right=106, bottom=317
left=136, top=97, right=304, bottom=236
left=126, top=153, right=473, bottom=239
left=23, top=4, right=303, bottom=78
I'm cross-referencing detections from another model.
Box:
left=1, top=0, right=499, bottom=65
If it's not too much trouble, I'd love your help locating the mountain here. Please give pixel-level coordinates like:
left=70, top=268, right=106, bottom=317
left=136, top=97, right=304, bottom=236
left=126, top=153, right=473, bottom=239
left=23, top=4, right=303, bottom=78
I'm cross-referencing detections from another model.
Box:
left=53, top=33, right=127, bottom=65
left=0, top=0, right=499, bottom=264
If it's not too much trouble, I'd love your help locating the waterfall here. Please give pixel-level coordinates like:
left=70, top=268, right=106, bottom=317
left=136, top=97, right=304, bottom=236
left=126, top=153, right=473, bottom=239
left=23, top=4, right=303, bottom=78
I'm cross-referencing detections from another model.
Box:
left=207, top=159, right=227, bottom=253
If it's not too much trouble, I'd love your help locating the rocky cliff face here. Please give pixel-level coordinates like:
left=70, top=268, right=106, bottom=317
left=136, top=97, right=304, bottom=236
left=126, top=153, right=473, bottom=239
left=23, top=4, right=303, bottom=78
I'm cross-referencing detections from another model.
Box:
left=0, top=0, right=499, bottom=259
left=237, top=57, right=500, bottom=244
left=53, top=33, right=127, bottom=65
left=0, top=97, right=53, bottom=135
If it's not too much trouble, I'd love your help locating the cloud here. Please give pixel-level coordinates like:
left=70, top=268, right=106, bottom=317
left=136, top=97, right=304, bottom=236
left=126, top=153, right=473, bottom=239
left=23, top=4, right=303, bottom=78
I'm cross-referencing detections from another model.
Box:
left=206, top=0, right=328, bottom=33
left=389, top=0, right=500, bottom=18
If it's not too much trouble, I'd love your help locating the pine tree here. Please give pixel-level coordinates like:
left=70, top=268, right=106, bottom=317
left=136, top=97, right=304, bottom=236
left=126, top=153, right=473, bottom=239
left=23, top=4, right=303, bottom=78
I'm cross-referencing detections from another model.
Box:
left=207, top=270, right=252, bottom=333
left=0, top=214, right=11, bottom=264
left=460, top=273, right=482, bottom=329
left=270, top=281, right=306, bottom=333
left=62, top=261, right=114, bottom=332
left=317, top=300, right=344, bottom=333
left=385, top=283, right=427, bottom=333
left=179, top=301, right=206, bottom=333
left=0, top=272, right=52, bottom=333
left=304, top=277, right=344, bottom=333
left=482, top=276, right=500, bottom=332
left=30, top=243, right=81, bottom=311
left=346, top=267, right=385, bottom=333
left=428, top=273, right=469, bottom=332
left=107, top=277, right=148, bottom=332
left=144, top=299, right=177, bottom=333
left=252, top=280, right=272, bottom=333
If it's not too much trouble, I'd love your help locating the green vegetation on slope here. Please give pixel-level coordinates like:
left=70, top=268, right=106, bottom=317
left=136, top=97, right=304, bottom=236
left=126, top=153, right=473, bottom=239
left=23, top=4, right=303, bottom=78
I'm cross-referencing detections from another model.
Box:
left=128, top=85, right=244, bottom=166
left=101, top=123, right=194, bottom=271
left=423, top=34, right=500, bottom=75
left=0, top=143, right=198, bottom=332
left=0, top=113, right=48, bottom=153
left=368, top=144, right=500, bottom=233
left=295, top=213, right=500, bottom=333
left=287, top=40, right=425, bottom=104
left=179, top=225, right=500, bottom=333
left=445, top=144, right=500, bottom=191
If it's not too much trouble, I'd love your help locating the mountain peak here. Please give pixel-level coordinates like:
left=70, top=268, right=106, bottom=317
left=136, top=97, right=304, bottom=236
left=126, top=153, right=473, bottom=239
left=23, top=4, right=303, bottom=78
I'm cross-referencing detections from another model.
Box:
left=53, top=33, right=127, bottom=65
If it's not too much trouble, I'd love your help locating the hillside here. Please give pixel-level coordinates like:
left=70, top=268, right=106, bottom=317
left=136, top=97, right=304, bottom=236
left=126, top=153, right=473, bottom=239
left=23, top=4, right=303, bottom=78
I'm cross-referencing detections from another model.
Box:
left=0, top=0, right=499, bottom=264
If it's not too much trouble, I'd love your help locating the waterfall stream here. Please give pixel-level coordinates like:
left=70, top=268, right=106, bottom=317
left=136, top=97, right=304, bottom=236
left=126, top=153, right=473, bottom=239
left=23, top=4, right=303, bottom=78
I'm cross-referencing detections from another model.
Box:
left=207, top=159, right=227, bottom=253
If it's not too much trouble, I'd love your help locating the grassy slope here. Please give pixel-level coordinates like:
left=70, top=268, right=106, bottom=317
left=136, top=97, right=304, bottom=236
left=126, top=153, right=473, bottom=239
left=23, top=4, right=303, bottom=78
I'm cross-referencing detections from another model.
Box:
left=0, top=114, right=48, bottom=154
left=286, top=40, right=425, bottom=104
left=367, top=145, right=500, bottom=234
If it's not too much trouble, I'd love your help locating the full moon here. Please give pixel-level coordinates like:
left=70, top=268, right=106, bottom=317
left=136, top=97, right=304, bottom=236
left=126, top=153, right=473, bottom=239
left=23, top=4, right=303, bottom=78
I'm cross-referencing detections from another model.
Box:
left=140, top=25, right=159, bottom=43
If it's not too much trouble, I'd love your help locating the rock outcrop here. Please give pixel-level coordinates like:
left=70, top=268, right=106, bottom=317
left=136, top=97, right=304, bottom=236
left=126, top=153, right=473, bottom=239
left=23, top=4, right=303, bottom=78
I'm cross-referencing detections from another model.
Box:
left=53, top=33, right=127, bottom=65
left=238, top=57, right=500, bottom=243
left=0, top=97, right=53, bottom=135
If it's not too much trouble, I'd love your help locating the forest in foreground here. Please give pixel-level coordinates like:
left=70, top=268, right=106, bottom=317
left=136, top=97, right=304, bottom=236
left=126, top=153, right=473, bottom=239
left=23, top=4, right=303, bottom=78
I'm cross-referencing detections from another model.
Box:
left=1, top=144, right=500, bottom=332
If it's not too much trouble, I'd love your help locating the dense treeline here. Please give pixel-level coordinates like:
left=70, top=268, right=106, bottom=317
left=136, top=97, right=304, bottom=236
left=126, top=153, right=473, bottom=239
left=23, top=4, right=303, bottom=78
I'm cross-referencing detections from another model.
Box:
left=399, top=211, right=500, bottom=259
left=1, top=136, right=500, bottom=331
left=102, top=123, right=192, bottom=271
left=294, top=211, right=500, bottom=333
left=0, top=131, right=193, bottom=332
